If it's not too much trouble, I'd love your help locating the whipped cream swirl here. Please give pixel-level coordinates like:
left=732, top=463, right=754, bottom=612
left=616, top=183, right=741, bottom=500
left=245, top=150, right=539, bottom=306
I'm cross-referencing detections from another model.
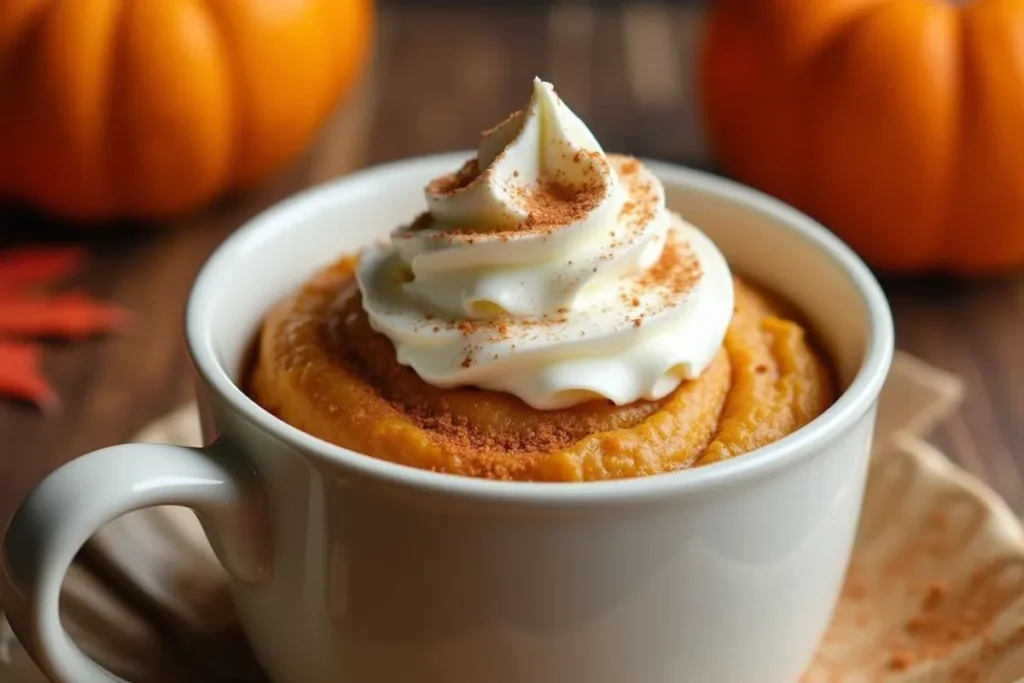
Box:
left=356, top=78, right=734, bottom=410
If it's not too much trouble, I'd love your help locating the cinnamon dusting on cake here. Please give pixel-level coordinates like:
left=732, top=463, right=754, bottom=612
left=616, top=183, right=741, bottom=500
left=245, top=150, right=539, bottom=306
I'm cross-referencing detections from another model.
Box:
left=319, top=283, right=671, bottom=462
left=404, top=408, right=583, bottom=454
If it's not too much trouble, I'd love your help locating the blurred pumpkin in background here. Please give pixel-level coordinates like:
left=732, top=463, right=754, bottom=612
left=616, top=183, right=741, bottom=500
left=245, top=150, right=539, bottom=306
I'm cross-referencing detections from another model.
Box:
left=700, top=0, right=1024, bottom=274
left=0, top=0, right=373, bottom=222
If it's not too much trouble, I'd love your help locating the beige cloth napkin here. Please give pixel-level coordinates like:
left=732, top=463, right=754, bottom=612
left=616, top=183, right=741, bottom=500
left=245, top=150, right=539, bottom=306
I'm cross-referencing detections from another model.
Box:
left=0, top=351, right=997, bottom=683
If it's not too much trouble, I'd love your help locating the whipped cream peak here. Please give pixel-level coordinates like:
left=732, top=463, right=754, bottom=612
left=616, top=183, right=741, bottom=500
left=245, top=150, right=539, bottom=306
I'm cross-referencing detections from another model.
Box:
left=424, top=77, right=616, bottom=235
left=356, top=79, right=735, bottom=410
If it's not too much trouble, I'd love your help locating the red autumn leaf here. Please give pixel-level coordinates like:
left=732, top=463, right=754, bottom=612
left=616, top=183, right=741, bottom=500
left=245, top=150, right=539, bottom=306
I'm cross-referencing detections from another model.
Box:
left=0, top=341, right=58, bottom=411
left=0, top=291, right=130, bottom=339
left=0, top=247, right=86, bottom=292
left=0, top=245, right=131, bottom=411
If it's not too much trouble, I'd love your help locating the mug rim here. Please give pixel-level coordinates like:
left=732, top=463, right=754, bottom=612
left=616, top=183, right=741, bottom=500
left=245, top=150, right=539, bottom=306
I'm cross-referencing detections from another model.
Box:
left=186, top=152, right=894, bottom=504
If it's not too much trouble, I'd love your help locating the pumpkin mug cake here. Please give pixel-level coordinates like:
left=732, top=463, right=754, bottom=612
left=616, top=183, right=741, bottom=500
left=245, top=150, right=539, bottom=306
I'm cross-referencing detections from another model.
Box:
left=250, top=78, right=835, bottom=481
left=3, top=76, right=892, bottom=683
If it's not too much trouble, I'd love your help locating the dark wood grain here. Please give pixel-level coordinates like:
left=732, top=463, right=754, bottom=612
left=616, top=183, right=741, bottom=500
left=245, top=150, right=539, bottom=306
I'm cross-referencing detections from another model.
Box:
left=1, top=2, right=1023, bottom=530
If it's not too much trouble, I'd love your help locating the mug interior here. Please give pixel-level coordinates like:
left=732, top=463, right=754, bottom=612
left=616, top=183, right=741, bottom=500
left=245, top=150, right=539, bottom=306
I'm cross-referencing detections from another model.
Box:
left=187, top=153, right=893, bottom=494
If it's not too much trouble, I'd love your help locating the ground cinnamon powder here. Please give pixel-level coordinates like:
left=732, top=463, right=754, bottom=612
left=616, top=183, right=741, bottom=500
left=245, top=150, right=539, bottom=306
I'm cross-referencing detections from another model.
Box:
left=415, top=150, right=639, bottom=241
left=403, top=408, right=583, bottom=453
left=518, top=178, right=603, bottom=231
left=425, top=158, right=480, bottom=197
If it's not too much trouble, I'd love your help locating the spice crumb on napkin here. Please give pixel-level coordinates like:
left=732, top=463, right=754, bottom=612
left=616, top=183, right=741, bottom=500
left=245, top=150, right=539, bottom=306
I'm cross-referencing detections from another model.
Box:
left=7, top=352, right=1024, bottom=683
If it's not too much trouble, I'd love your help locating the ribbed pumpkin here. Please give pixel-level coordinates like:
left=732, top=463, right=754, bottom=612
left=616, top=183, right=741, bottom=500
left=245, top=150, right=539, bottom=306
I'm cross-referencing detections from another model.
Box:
left=0, top=0, right=372, bottom=222
left=700, top=0, right=1024, bottom=273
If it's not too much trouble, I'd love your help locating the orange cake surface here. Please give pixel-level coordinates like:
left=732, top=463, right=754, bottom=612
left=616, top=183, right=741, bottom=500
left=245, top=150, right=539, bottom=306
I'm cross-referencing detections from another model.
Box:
left=249, top=256, right=836, bottom=482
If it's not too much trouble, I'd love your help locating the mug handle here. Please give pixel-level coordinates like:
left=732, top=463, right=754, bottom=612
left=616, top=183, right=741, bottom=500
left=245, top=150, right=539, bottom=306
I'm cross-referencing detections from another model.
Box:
left=0, top=441, right=272, bottom=683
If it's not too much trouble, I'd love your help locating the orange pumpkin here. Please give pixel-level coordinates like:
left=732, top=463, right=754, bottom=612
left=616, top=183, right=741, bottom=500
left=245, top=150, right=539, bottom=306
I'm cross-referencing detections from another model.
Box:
left=700, top=0, right=1024, bottom=273
left=0, top=0, right=373, bottom=222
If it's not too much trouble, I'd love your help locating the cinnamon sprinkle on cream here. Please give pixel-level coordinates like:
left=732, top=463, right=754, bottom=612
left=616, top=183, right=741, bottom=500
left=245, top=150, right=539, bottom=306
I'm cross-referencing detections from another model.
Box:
left=352, top=79, right=736, bottom=412
left=426, top=158, right=480, bottom=197
left=517, top=179, right=603, bottom=232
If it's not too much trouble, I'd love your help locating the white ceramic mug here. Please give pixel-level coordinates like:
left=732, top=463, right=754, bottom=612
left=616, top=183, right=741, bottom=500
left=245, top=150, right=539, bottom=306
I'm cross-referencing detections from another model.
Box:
left=1, top=155, right=893, bottom=683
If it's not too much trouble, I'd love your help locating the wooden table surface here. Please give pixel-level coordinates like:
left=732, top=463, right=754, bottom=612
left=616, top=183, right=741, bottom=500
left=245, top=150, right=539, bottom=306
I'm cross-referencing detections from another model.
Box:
left=2, top=2, right=1023, bottom=528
